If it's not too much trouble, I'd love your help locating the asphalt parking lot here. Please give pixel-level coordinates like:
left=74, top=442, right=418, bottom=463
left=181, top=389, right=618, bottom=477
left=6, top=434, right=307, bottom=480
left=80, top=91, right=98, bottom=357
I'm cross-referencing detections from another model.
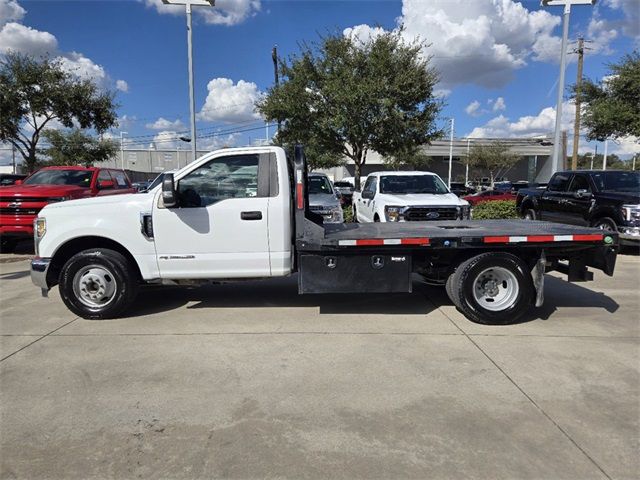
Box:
left=0, top=250, right=638, bottom=479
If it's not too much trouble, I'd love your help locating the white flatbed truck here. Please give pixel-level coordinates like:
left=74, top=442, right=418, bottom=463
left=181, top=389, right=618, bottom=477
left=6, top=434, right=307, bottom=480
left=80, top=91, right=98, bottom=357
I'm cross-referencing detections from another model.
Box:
left=31, top=146, right=618, bottom=324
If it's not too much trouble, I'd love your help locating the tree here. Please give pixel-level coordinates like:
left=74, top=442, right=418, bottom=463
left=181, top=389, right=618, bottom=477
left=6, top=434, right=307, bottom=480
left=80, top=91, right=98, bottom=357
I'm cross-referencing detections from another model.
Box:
left=573, top=152, right=633, bottom=171
left=0, top=53, right=118, bottom=173
left=383, top=146, right=432, bottom=171
left=40, top=129, right=117, bottom=167
left=577, top=51, right=640, bottom=142
left=467, top=142, right=520, bottom=186
left=257, top=30, right=443, bottom=189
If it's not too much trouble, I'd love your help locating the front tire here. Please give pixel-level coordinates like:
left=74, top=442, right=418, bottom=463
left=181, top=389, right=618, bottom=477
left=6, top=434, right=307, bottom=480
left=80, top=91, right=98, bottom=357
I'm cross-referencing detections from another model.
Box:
left=0, top=238, right=17, bottom=253
left=450, top=252, right=534, bottom=325
left=592, top=216, right=617, bottom=232
left=523, top=208, right=537, bottom=220
left=58, top=249, right=139, bottom=319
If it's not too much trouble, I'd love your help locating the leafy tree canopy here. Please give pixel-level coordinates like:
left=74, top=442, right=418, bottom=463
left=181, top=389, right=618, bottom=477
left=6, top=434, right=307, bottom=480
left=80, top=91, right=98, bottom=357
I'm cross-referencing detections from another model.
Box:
left=467, top=142, right=520, bottom=185
left=40, top=129, right=117, bottom=168
left=257, top=29, right=443, bottom=189
left=0, top=53, right=118, bottom=172
left=577, top=51, right=640, bottom=142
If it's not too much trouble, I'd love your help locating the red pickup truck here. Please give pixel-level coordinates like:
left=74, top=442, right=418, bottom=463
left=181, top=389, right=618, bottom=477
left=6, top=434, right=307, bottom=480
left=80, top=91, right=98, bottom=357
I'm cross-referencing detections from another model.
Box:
left=0, top=166, right=135, bottom=252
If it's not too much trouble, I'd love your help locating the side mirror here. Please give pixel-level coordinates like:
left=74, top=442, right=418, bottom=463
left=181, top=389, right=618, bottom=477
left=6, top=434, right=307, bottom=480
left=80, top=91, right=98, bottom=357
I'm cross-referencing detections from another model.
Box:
left=361, top=190, right=374, bottom=200
left=14, top=179, right=23, bottom=185
left=335, top=192, right=342, bottom=199
left=162, top=173, right=178, bottom=208
left=98, top=180, right=115, bottom=189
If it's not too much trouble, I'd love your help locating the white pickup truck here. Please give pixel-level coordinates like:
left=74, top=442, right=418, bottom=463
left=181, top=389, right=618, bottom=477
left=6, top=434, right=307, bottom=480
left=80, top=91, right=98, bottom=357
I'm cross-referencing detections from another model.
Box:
left=31, top=145, right=619, bottom=324
left=353, top=171, right=470, bottom=223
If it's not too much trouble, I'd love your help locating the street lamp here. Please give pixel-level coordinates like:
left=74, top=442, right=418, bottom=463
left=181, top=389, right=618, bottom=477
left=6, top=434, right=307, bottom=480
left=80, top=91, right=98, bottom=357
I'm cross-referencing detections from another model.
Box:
left=541, top=0, right=596, bottom=175
left=161, top=0, right=215, bottom=164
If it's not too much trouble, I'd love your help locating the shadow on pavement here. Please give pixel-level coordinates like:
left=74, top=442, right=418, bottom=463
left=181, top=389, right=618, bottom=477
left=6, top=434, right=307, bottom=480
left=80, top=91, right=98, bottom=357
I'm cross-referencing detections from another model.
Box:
left=124, top=273, right=619, bottom=324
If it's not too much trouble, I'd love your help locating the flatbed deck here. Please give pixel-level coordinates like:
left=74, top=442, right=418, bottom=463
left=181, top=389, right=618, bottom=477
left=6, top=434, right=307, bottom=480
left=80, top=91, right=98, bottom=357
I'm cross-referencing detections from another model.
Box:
left=320, top=220, right=614, bottom=248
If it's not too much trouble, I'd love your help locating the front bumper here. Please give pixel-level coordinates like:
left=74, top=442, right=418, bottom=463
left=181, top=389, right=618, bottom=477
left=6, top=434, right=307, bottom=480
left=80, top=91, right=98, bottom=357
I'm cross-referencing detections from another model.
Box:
left=619, top=226, right=640, bottom=244
left=31, top=257, right=51, bottom=293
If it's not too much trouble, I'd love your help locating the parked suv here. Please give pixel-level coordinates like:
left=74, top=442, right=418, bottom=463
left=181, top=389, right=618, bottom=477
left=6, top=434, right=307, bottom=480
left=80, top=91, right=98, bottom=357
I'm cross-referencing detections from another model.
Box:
left=0, top=166, right=135, bottom=251
left=516, top=170, right=640, bottom=244
left=353, top=171, right=470, bottom=222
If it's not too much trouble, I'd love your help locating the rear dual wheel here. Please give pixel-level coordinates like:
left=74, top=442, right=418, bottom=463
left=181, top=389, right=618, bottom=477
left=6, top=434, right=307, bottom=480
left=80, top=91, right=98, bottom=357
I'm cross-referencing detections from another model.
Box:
left=445, top=252, right=534, bottom=325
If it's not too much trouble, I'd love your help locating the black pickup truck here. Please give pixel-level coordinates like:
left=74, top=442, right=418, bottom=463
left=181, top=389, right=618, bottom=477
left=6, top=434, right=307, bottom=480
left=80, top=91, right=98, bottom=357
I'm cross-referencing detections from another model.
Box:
left=516, top=170, right=640, bottom=245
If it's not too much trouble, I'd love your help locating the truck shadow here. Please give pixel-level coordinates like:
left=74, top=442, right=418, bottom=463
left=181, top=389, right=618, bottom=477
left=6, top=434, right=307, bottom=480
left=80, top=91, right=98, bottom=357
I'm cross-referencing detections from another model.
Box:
left=127, top=273, right=619, bottom=323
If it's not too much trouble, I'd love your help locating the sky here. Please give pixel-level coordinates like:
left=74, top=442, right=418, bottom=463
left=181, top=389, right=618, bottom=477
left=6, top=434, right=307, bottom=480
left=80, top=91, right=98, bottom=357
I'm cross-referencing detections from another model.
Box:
left=0, top=0, right=639, bottom=166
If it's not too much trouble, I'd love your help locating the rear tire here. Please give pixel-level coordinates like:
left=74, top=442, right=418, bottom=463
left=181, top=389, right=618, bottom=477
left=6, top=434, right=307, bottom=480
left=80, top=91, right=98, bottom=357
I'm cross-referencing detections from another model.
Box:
left=450, top=252, right=534, bottom=325
left=523, top=209, right=537, bottom=221
left=58, top=248, right=139, bottom=320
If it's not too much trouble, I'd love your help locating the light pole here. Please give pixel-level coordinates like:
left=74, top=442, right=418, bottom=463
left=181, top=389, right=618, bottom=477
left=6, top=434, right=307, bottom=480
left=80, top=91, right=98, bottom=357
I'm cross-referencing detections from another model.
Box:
left=120, top=131, right=128, bottom=170
left=448, top=118, right=455, bottom=187
left=541, top=1, right=596, bottom=175
left=465, top=138, right=470, bottom=185
left=602, top=138, right=608, bottom=171
left=162, top=0, right=214, bottom=164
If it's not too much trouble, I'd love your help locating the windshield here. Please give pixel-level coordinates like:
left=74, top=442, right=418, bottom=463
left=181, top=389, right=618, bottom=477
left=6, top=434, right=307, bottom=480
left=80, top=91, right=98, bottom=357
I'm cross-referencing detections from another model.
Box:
left=591, top=171, right=640, bottom=192
left=380, top=175, right=449, bottom=194
left=308, top=176, right=334, bottom=195
left=334, top=181, right=353, bottom=188
left=24, top=169, right=93, bottom=187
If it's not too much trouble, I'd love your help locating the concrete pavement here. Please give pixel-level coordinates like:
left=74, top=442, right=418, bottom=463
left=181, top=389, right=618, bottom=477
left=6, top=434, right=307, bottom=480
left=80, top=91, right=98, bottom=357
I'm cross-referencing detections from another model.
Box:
left=0, top=253, right=638, bottom=479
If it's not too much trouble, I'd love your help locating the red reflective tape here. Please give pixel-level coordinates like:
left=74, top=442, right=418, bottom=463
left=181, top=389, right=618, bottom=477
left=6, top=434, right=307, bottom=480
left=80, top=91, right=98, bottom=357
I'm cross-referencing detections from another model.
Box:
left=401, top=237, right=430, bottom=245
left=573, top=234, right=604, bottom=242
left=296, top=183, right=304, bottom=210
left=527, top=235, right=555, bottom=242
left=484, top=236, right=510, bottom=243
left=356, top=239, right=385, bottom=246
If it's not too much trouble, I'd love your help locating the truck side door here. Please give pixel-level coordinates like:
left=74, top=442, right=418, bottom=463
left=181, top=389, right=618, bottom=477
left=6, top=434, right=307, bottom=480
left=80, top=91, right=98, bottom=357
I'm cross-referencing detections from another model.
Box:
left=564, top=173, right=593, bottom=226
left=152, top=152, right=272, bottom=279
left=358, top=176, right=378, bottom=222
left=539, top=173, right=572, bottom=222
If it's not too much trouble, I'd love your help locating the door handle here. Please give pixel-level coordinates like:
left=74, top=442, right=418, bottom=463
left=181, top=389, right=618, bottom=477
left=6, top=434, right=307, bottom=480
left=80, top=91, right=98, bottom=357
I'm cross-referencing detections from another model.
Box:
left=241, top=211, right=262, bottom=220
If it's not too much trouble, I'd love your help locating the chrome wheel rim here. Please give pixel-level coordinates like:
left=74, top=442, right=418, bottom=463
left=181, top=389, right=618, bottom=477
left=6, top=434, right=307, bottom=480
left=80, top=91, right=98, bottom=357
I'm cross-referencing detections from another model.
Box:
left=73, top=265, right=117, bottom=308
left=472, top=267, right=519, bottom=311
left=524, top=212, right=533, bottom=220
left=596, top=221, right=614, bottom=231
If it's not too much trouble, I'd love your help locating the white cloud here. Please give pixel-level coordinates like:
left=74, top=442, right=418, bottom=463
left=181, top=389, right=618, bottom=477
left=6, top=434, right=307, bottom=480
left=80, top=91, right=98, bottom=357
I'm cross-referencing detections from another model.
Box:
left=602, top=0, right=639, bottom=41
left=152, top=130, right=181, bottom=150
left=399, top=0, right=561, bottom=88
left=116, top=79, right=129, bottom=93
left=469, top=101, right=576, bottom=138
left=0, top=0, right=25, bottom=27
left=56, top=51, right=107, bottom=84
left=198, top=78, right=262, bottom=123
left=465, top=100, right=482, bottom=117
left=0, top=22, right=57, bottom=57
left=343, top=24, right=387, bottom=45
left=117, top=115, right=136, bottom=130
left=199, top=132, right=241, bottom=150
left=492, top=96, right=506, bottom=112
left=142, top=0, right=261, bottom=26
left=146, top=117, right=185, bottom=131
left=608, top=136, right=639, bottom=157
left=433, top=88, right=451, bottom=98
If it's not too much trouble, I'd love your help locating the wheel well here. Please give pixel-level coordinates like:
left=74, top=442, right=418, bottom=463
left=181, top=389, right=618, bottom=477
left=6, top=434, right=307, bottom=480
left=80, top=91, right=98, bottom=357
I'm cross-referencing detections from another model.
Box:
left=374, top=213, right=380, bottom=221
left=47, top=236, right=142, bottom=287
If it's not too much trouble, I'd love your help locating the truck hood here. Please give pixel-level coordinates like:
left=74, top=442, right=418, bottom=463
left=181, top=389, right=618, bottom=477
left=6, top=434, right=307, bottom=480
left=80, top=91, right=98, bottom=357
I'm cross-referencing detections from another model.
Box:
left=0, top=184, right=87, bottom=198
left=379, top=192, right=468, bottom=206
left=309, top=193, right=340, bottom=208
left=44, top=192, right=143, bottom=209
left=597, top=190, right=640, bottom=204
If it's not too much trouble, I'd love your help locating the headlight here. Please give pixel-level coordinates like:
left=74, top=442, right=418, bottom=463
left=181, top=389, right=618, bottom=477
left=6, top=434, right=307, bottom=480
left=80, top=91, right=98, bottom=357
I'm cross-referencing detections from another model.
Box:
left=35, top=217, right=46, bottom=238
left=621, top=204, right=640, bottom=222
left=385, top=206, right=405, bottom=222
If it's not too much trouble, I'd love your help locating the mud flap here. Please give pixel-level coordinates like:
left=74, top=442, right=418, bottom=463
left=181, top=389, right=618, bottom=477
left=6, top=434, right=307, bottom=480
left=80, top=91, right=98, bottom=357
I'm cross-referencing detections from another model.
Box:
left=532, top=250, right=546, bottom=308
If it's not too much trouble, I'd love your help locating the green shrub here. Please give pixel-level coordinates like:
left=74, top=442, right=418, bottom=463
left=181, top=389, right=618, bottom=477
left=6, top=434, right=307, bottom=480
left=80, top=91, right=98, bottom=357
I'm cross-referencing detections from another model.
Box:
left=343, top=204, right=354, bottom=223
left=471, top=200, right=518, bottom=220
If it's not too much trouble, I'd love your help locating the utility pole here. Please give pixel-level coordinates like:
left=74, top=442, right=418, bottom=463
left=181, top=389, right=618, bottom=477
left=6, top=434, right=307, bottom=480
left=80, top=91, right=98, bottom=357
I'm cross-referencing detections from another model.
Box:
left=447, top=118, right=454, bottom=187
left=272, top=45, right=281, bottom=134
left=591, top=144, right=597, bottom=170
left=571, top=37, right=585, bottom=170
left=465, top=138, right=470, bottom=185
left=120, top=131, right=128, bottom=170
left=602, top=139, right=608, bottom=171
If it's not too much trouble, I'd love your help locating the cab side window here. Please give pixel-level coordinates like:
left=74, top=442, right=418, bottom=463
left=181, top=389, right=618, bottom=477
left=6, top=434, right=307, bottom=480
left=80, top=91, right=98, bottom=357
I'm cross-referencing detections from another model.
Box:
left=111, top=171, right=130, bottom=189
left=365, top=177, right=378, bottom=196
left=177, top=154, right=260, bottom=208
left=568, top=174, right=591, bottom=192
left=548, top=174, right=571, bottom=192
left=97, top=170, right=114, bottom=189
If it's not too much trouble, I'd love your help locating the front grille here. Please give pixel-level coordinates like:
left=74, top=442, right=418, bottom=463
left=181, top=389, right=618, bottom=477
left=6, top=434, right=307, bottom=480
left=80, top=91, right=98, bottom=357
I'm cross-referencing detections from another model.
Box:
left=0, top=197, right=48, bottom=203
left=0, top=207, right=40, bottom=215
left=404, top=206, right=459, bottom=221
